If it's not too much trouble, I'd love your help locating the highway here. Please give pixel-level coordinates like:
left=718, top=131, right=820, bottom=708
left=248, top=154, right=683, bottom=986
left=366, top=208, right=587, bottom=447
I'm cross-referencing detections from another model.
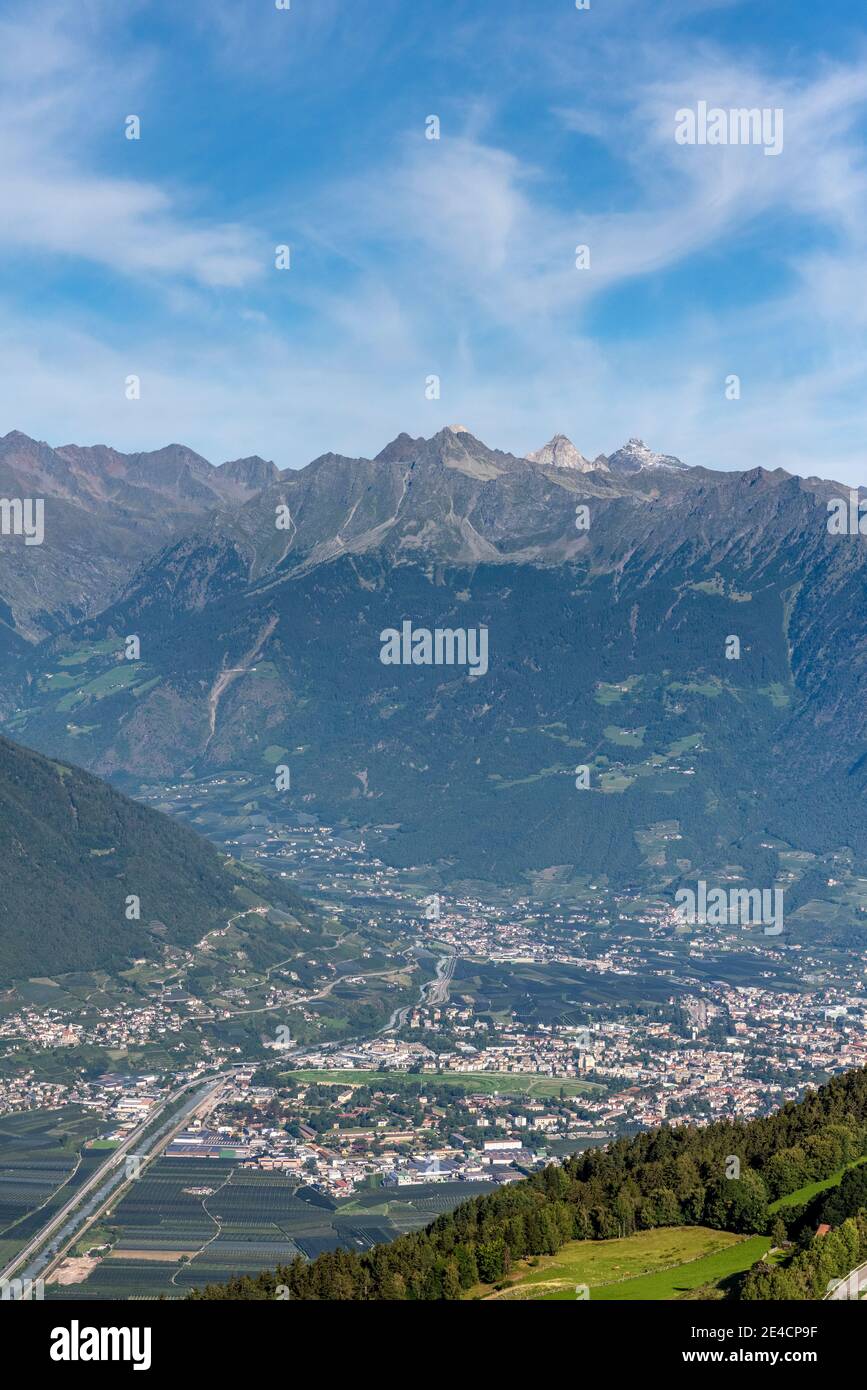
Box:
left=2, top=945, right=456, bottom=1295
left=0, top=1068, right=236, bottom=1293
left=383, top=947, right=457, bottom=1031
left=426, top=949, right=457, bottom=1005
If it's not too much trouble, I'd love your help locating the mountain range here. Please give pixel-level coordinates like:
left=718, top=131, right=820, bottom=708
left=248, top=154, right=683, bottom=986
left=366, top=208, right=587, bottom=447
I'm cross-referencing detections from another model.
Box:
left=0, top=429, right=278, bottom=648
left=1, top=423, right=865, bottom=913
left=0, top=423, right=690, bottom=651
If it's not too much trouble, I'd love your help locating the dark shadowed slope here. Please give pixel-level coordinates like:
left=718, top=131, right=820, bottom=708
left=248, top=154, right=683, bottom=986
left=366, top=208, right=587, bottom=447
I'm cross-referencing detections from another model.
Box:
left=0, top=733, right=308, bottom=983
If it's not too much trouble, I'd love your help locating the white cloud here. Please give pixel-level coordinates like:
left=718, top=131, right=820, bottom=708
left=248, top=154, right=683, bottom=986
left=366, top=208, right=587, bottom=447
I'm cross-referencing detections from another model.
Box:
left=0, top=3, right=263, bottom=288
left=3, top=4, right=867, bottom=487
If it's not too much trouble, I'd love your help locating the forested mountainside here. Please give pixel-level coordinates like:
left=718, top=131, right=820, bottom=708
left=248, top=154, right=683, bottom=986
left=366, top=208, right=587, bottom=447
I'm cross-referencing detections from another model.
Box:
left=189, top=1064, right=867, bottom=1301
left=0, top=733, right=310, bottom=982
left=6, top=426, right=867, bottom=900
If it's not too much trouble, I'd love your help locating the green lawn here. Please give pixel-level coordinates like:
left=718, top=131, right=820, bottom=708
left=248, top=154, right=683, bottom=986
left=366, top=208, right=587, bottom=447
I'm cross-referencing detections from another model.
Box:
left=666, top=733, right=703, bottom=756
left=486, top=1227, right=770, bottom=1301
left=592, top=1235, right=770, bottom=1301
left=57, top=641, right=119, bottom=666
left=768, top=1155, right=867, bottom=1212
left=599, top=772, right=635, bottom=793
left=56, top=663, right=142, bottom=711
left=280, top=1068, right=602, bottom=1097
left=604, top=724, right=646, bottom=747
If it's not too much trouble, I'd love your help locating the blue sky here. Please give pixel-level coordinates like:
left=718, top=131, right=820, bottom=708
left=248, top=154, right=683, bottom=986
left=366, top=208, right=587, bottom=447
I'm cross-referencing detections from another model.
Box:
left=2, top=0, right=867, bottom=481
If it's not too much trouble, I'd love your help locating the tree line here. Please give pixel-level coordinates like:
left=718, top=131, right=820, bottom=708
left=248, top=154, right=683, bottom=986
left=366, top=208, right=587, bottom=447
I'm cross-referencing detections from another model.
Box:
left=188, top=1064, right=867, bottom=1301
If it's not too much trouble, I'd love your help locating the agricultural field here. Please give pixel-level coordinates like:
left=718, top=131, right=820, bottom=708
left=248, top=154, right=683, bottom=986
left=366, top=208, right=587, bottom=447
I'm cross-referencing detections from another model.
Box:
left=482, top=1227, right=771, bottom=1301
left=32, top=640, right=161, bottom=719
left=453, top=954, right=694, bottom=1014
left=45, top=1158, right=489, bottom=1300
left=334, top=1180, right=498, bottom=1237
left=0, top=1107, right=105, bottom=1266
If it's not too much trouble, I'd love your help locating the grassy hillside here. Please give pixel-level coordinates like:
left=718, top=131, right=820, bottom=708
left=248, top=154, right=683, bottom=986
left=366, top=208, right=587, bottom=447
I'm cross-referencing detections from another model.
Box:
left=484, top=1228, right=770, bottom=1300
left=0, top=734, right=308, bottom=982
left=768, top=1155, right=867, bottom=1212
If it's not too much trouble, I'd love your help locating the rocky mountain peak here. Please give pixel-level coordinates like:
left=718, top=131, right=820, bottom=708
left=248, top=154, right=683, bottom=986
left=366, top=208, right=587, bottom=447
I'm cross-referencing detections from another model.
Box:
left=526, top=434, right=597, bottom=472
left=214, top=455, right=281, bottom=496
left=375, top=432, right=425, bottom=464
left=607, top=438, right=688, bottom=473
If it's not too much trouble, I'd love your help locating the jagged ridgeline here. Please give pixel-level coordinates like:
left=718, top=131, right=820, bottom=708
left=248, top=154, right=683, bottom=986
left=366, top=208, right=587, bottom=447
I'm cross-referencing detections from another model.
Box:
left=0, top=733, right=311, bottom=982
left=188, top=1064, right=867, bottom=1302
left=5, top=425, right=867, bottom=894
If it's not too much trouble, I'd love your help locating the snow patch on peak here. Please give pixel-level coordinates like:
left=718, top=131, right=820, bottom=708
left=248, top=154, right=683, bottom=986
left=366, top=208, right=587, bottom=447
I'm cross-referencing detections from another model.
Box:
left=607, top=438, right=688, bottom=473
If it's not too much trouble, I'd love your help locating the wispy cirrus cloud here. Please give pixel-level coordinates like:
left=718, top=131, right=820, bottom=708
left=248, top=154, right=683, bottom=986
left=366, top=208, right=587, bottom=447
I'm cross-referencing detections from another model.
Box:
left=0, top=3, right=263, bottom=288
left=326, top=54, right=867, bottom=324
left=1, top=0, right=867, bottom=484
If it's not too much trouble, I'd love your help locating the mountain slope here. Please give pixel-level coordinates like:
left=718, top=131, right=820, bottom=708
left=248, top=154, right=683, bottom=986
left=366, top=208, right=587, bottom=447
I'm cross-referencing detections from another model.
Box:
left=0, top=733, right=306, bottom=983
left=0, top=431, right=279, bottom=642
left=606, top=437, right=689, bottom=472
left=4, top=427, right=867, bottom=905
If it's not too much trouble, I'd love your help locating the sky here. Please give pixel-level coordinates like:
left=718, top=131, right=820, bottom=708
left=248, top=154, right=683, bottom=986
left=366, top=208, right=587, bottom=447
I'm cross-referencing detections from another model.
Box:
left=2, top=0, right=867, bottom=481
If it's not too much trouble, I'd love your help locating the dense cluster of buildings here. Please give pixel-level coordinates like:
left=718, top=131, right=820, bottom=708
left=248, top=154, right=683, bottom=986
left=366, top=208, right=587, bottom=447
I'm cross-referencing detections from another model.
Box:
left=5, top=792, right=867, bottom=1189
left=175, top=1072, right=574, bottom=1196
left=0, top=1063, right=217, bottom=1127
left=290, top=970, right=867, bottom=1139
